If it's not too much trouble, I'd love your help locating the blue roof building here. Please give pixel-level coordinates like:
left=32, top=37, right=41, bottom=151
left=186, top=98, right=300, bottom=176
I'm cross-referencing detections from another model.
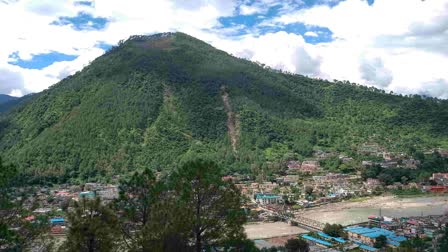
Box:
left=79, top=191, right=95, bottom=199
left=317, top=232, right=347, bottom=243
left=301, top=234, right=332, bottom=247
left=50, top=218, right=65, bottom=225
left=345, top=226, right=406, bottom=248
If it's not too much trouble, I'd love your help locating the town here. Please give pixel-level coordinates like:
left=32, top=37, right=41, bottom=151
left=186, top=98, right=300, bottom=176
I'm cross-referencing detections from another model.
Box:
left=7, top=147, right=448, bottom=251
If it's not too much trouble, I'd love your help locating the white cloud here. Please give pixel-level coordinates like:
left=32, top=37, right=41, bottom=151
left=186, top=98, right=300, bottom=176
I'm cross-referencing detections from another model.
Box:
left=239, top=4, right=264, bottom=15
left=213, top=31, right=321, bottom=77
left=420, top=79, right=448, bottom=99
left=0, top=68, right=24, bottom=95
left=304, top=31, right=318, bottom=37
left=272, top=0, right=448, bottom=97
left=1, top=0, right=447, bottom=100
left=359, top=56, right=393, bottom=87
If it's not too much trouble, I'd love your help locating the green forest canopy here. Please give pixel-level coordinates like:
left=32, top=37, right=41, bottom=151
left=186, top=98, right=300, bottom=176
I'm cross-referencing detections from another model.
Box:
left=0, top=32, right=447, bottom=183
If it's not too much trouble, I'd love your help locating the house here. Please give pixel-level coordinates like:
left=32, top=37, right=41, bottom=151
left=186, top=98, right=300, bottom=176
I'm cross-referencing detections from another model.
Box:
left=254, top=193, right=281, bottom=205
left=79, top=191, right=95, bottom=199
left=424, top=185, right=448, bottom=193
left=287, top=160, right=301, bottom=170
left=382, top=152, right=395, bottom=161
left=340, top=156, right=354, bottom=163
left=402, top=159, right=420, bottom=169
left=96, top=187, right=119, bottom=201
left=362, top=161, right=373, bottom=167
left=50, top=218, right=65, bottom=226
left=380, top=161, right=398, bottom=168
left=259, top=182, right=278, bottom=193
left=33, top=208, right=52, bottom=214
left=432, top=173, right=448, bottom=185
left=51, top=225, right=66, bottom=235
left=301, top=160, right=320, bottom=173
left=365, top=178, right=381, bottom=187
left=313, top=173, right=350, bottom=184
left=277, top=175, right=299, bottom=185
left=55, top=191, right=70, bottom=197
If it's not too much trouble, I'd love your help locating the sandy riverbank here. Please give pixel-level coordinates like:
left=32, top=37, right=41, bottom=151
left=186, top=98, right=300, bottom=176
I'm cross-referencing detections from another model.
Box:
left=244, top=222, right=308, bottom=240
left=300, top=195, right=448, bottom=225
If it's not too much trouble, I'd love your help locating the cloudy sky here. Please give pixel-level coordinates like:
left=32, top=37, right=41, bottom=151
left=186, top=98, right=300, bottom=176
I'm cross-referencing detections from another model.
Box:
left=1, top=0, right=447, bottom=98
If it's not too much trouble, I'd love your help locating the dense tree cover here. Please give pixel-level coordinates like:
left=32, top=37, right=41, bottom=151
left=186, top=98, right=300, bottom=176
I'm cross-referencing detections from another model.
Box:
left=323, top=223, right=347, bottom=239
left=0, top=32, right=448, bottom=181
left=437, top=227, right=448, bottom=252
left=399, top=237, right=430, bottom=252
left=61, top=197, right=121, bottom=252
left=108, top=159, right=251, bottom=252
left=361, top=152, right=448, bottom=185
left=374, top=235, right=388, bottom=248
left=284, top=238, right=310, bottom=252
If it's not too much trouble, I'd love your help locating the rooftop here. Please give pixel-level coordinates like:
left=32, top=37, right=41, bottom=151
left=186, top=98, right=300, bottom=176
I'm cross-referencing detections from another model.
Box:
left=301, top=234, right=332, bottom=247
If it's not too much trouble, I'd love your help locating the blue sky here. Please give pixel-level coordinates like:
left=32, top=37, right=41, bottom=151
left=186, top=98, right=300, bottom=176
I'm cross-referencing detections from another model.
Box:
left=0, top=0, right=447, bottom=98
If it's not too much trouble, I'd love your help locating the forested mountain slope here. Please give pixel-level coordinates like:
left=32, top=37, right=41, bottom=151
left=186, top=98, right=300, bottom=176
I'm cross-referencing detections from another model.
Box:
left=0, top=32, right=447, bottom=183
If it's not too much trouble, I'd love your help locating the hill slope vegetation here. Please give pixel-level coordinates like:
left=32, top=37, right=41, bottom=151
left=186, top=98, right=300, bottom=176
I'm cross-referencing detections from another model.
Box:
left=0, top=32, right=447, bottom=183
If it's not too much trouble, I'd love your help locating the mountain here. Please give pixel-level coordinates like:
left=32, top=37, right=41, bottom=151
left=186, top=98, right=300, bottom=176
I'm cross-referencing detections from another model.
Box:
left=0, top=32, right=447, bottom=183
left=0, top=93, right=34, bottom=113
left=0, top=94, right=17, bottom=105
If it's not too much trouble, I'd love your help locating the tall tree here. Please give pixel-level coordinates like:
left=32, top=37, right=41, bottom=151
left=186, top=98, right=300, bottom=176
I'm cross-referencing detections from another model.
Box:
left=437, top=227, right=448, bottom=252
left=0, top=158, right=53, bottom=251
left=170, top=159, right=247, bottom=252
left=374, top=235, right=388, bottom=249
left=285, top=238, right=310, bottom=252
left=0, top=157, right=21, bottom=249
left=115, top=168, right=159, bottom=249
left=115, top=168, right=186, bottom=251
left=323, top=223, right=347, bottom=238
left=61, top=197, right=120, bottom=252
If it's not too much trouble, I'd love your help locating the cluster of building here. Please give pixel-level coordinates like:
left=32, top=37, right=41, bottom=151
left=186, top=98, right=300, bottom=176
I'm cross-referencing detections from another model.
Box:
left=19, top=183, right=119, bottom=236
left=345, top=226, right=406, bottom=250
left=420, top=173, right=448, bottom=193
left=368, top=214, right=448, bottom=239
left=286, top=160, right=321, bottom=174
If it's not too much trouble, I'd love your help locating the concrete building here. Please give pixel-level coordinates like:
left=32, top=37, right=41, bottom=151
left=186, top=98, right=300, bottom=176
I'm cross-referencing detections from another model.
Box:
left=255, top=193, right=281, bottom=205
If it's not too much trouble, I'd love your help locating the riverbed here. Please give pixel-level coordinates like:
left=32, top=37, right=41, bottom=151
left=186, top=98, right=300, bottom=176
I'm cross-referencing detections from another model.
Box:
left=300, top=195, right=448, bottom=225
left=244, top=222, right=308, bottom=239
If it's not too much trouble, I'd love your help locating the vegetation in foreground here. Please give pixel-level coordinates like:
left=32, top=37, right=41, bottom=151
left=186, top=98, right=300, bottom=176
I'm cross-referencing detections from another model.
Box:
left=1, top=158, right=257, bottom=251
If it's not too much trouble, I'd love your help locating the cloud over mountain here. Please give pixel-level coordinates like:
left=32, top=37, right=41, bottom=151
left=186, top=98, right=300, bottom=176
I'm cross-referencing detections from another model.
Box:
left=1, top=0, right=447, bottom=99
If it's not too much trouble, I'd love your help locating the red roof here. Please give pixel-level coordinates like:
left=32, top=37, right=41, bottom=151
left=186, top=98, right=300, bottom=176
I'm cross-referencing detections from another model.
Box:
left=24, top=215, right=35, bottom=221
left=56, top=191, right=70, bottom=196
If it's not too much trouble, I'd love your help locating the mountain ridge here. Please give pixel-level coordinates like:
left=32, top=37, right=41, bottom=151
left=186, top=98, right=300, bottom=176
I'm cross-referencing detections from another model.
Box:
left=0, top=32, right=447, bottom=183
left=0, top=94, right=18, bottom=105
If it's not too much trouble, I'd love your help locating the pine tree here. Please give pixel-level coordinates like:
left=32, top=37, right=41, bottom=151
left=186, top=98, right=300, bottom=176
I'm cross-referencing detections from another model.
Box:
left=169, top=159, right=247, bottom=252
left=61, top=197, right=120, bottom=252
left=285, top=238, right=310, bottom=252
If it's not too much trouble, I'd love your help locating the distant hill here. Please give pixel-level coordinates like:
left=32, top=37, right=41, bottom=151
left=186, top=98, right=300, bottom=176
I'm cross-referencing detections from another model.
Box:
left=0, top=93, right=34, bottom=113
left=0, top=94, right=17, bottom=104
left=0, top=32, right=447, bottom=183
